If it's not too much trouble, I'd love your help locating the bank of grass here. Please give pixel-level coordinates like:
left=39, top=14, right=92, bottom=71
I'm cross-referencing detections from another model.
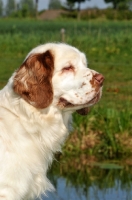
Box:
left=0, top=19, right=132, bottom=159
left=63, top=104, right=132, bottom=159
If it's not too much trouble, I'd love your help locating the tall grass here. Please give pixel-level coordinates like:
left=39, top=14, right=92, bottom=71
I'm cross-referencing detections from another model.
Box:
left=67, top=104, right=132, bottom=159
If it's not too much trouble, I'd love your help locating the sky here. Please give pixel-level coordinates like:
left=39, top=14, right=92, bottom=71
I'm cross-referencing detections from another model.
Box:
left=38, top=0, right=111, bottom=10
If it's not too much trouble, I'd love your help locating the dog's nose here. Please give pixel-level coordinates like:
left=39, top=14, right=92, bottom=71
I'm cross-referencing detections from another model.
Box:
left=93, top=73, right=104, bottom=86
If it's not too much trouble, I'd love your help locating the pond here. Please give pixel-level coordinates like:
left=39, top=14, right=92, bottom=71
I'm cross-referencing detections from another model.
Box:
left=42, top=159, right=132, bottom=200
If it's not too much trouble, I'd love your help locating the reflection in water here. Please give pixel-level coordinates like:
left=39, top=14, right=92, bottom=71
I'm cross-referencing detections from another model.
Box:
left=43, top=177, right=132, bottom=200
left=42, top=159, right=132, bottom=200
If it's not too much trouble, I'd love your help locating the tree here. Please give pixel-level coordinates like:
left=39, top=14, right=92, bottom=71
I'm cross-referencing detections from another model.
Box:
left=66, top=0, right=90, bottom=11
left=6, top=0, right=16, bottom=16
left=48, top=0, right=62, bottom=10
left=104, top=0, right=129, bottom=9
left=20, top=0, right=35, bottom=17
left=35, top=0, right=39, bottom=18
left=0, top=0, right=3, bottom=17
left=66, top=0, right=90, bottom=20
left=20, top=0, right=35, bottom=11
left=65, top=0, right=75, bottom=11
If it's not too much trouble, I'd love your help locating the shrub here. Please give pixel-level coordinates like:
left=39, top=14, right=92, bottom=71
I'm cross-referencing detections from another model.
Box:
left=105, top=9, right=116, bottom=20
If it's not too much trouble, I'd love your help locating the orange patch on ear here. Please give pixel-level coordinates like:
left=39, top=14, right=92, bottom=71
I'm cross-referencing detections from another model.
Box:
left=13, top=50, right=54, bottom=109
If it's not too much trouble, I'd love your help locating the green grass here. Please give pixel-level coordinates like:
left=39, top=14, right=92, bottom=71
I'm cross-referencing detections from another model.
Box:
left=0, top=19, right=132, bottom=159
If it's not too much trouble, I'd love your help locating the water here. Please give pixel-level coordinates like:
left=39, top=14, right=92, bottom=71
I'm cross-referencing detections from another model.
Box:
left=42, top=161, right=132, bottom=200
left=43, top=178, right=132, bottom=200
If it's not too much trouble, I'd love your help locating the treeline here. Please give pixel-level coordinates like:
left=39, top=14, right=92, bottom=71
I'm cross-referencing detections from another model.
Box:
left=0, top=0, right=37, bottom=18
left=63, top=8, right=132, bottom=20
left=0, top=0, right=132, bottom=20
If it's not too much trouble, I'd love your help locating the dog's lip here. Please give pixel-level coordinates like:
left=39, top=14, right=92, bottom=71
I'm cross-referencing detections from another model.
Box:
left=76, top=91, right=101, bottom=108
left=76, top=107, right=91, bottom=115
left=87, top=92, right=100, bottom=105
left=58, top=91, right=101, bottom=110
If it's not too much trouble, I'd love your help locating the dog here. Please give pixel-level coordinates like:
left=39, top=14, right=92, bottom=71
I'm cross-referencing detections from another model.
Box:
left=0, top=43, right=104, bottom=200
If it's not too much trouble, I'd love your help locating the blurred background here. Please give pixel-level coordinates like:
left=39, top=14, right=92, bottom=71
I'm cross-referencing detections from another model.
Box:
left=0, top=0, right=132, bottom=199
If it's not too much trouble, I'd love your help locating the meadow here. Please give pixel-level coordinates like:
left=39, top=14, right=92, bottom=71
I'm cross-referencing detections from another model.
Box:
left=0, top=19, right=132, bottom=160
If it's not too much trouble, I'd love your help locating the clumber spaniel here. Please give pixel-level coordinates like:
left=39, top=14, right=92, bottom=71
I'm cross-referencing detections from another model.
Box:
left=0, top=43, right=104, bottom=200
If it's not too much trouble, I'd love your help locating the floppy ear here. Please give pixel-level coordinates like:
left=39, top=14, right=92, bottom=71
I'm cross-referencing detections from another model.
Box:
left=13, top=50, right=54, bottom=109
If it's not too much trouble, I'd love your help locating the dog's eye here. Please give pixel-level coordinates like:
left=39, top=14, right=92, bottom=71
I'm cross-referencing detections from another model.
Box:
left=62, top=66, right=74, bottom=72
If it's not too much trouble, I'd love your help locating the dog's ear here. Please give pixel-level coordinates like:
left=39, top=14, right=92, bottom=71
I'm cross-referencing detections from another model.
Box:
left=13, top=50, right=54, bottom=109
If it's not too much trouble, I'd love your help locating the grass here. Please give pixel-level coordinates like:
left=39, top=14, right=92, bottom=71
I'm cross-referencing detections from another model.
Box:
left=0, top=18, right=132, bottom=159
left=66, top=104, right=132, bottom=159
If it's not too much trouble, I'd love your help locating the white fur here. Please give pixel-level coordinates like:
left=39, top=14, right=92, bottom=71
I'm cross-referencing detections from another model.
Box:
left=0, top=43, right=103, bottom=200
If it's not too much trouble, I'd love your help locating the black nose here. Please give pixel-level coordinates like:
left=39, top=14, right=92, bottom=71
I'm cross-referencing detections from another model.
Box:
left=93, top=74, right=104, bottom=86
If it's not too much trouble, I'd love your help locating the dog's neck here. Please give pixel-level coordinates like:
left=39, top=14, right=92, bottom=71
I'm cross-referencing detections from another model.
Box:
left=0, top=77, right=72, bottom=150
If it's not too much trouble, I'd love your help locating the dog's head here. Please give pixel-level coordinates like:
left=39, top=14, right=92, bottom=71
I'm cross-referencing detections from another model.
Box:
left=13, top=43, right=104, bottom=115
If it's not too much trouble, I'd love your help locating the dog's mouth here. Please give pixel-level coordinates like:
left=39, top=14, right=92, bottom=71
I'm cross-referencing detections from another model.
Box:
left=58, top=91, right=101, bottom=116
